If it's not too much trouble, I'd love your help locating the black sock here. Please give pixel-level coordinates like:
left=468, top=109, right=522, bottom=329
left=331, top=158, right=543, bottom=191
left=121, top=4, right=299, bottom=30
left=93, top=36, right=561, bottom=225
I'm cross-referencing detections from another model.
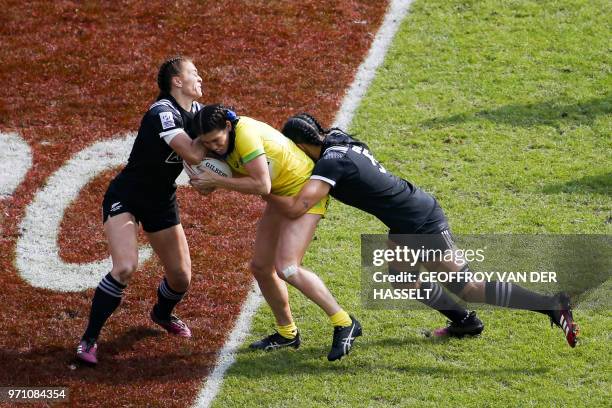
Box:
left=419, top=281, right=470, bottom=323
left=82, top=273, right=126, bottom=341
left=485, top=282, right=554, bottom=315
left=153, top=278, right=186, bottom=319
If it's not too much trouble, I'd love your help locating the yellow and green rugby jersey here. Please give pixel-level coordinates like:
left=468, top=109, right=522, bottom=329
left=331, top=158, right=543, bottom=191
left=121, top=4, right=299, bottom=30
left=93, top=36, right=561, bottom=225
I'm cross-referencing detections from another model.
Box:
left=225, top=116, right=315, bottom=196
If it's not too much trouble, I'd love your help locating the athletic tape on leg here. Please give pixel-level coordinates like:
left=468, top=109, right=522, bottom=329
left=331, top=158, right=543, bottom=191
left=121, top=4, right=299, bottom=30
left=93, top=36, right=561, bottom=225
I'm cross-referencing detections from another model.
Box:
left=280, top=265, right=298, bottom=279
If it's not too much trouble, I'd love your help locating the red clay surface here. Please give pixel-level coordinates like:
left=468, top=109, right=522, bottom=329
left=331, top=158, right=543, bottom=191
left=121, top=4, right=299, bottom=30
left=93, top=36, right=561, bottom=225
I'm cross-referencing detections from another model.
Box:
left=0, top=1, right=387, bottom=406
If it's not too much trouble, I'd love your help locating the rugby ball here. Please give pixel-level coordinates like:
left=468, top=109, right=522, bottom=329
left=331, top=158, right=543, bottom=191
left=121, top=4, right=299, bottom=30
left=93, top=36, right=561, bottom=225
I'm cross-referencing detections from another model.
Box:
left=184, top=157, right=232, bottom=178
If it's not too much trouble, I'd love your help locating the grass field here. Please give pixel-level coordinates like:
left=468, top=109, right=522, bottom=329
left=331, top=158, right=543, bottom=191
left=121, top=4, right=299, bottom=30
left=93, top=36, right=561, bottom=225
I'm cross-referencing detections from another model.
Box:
left=212, top=1, right=611, bottom=407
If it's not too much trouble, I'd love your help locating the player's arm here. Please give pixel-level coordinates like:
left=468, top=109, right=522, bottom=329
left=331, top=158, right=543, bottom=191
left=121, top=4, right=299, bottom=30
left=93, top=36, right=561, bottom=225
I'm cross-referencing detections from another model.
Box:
left=265, top=154, right=341, bottom=218
left=167, top=132, right=206, bottom=165
left=264, top=179, right=330, bottom=219
left=156, top=108, right=206, bottom=165
left=190, top=154, right=271, bottom=195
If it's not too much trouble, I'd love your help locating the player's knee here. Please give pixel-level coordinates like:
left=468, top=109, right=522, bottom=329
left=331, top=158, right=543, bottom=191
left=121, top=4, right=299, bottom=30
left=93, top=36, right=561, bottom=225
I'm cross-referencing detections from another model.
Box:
left=250, top=261, right=274, bottom=280
left=111, top=262, right=138, bottom=284
left=275, top=264, right=299, bottom=281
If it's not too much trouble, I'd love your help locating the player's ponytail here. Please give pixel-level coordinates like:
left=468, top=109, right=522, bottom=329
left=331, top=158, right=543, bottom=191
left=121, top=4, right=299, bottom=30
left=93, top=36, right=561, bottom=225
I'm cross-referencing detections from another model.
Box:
left=282, top=113, right=368, bottom=150
left=281, top=114, right=325, bottom=146
left=157, top=55, right=190, bottom=99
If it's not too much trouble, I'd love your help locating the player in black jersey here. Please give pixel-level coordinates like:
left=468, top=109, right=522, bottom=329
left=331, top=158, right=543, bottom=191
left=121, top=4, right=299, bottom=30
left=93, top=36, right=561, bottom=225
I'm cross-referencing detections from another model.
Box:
left=76, top=56, right=208, bottom=365
left=264, top=113, right=579, bottom=348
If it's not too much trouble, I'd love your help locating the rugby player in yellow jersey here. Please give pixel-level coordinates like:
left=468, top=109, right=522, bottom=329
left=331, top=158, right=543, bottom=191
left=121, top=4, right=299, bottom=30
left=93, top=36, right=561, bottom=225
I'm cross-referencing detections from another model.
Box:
left=189, top=104, right=361, bottom=361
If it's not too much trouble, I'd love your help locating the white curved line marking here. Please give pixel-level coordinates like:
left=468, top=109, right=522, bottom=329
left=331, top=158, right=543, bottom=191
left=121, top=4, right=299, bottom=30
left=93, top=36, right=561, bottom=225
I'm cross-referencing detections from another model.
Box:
left=16, top=133, right=152, bottom=291
left=176, top=168, right=190, bottom=186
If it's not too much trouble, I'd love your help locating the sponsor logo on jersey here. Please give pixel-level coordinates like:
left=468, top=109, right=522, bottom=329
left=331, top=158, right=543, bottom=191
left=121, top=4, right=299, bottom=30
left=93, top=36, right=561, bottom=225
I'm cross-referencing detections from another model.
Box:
left=159, top=112, right=175, bottom=130
left=165, top=151, right=183, bottom=164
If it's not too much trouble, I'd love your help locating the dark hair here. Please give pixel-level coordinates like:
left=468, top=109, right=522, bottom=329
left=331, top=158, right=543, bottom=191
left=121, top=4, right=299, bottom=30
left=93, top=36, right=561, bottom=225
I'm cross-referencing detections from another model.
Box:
left=192, top=103, right=237, bottom=136
left=157, top=55, right=190, bottom=98
left=281, top=114, right=325, bottom=146
left=281, top=113, right=368, bottom=152
left=297, top=113, right=325, bottom=134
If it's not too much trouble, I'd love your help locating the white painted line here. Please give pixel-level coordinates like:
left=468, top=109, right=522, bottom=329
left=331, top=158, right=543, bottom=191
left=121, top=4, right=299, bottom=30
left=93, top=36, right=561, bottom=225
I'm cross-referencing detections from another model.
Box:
left=16, top=133, right=152, bottom=291
left=193, top=285, right=263, bottom=407
left=334, top=0, right=414, bottom=130
left=193, top=1, right=414, bottom=406
left=0, top=132, right=32, bottom=198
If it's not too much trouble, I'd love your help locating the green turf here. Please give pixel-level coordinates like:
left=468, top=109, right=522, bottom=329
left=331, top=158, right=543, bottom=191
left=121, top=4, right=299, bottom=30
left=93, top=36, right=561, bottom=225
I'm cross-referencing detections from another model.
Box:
left=211, top=1, right=611, bottom=406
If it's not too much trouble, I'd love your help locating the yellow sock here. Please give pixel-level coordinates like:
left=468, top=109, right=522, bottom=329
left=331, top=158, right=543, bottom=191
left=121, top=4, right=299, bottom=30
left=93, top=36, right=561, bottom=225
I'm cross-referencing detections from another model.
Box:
left=329, top=309, right=352, bottom=327
left=276, top=322, right=298, bottom=339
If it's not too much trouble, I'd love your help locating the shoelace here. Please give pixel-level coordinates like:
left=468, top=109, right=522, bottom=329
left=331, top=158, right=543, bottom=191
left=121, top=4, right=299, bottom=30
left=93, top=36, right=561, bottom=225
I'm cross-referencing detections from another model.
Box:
left=333, top=326, right=353, bottom=347
left=169, top=316, right=187, bottom=328
left=268, top=332, right=281, bottom=340
left=262, top=333, right=295, bottom=349
left=447, top=311, right=475, bottom=328
left=78, top=341, right=96, bottom=352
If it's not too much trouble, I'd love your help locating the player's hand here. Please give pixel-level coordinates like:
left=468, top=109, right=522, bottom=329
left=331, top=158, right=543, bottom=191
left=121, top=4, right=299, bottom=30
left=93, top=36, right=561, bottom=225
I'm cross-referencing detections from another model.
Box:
left=189, top=180, right=217, bottom=196
left=190, top=167, right=219, bottom=190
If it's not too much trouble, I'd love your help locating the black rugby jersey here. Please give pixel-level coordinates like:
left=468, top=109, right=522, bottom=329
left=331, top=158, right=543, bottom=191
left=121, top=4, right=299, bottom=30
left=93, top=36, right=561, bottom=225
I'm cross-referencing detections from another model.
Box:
left=311, top=144, right=435, bottom=232
left=112, top=96, right=203, bottom=200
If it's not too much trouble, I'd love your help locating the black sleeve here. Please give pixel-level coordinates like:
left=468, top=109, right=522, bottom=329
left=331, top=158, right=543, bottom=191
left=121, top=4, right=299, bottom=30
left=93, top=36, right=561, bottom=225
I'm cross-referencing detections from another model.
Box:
left=310, top=156, right=347, bottom=187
